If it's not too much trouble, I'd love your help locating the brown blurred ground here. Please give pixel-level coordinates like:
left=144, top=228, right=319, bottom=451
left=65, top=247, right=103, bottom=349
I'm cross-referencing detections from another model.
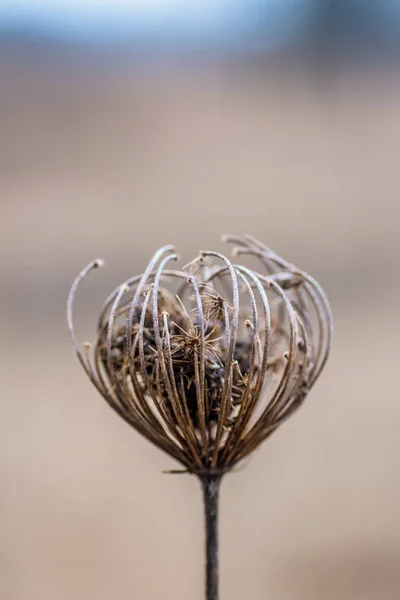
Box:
left=1, top=48, right=400, bottom=599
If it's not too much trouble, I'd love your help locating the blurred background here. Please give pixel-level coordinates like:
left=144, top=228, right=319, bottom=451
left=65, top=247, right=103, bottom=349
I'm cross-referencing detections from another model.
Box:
left=1, top=1, right=400, bottom=599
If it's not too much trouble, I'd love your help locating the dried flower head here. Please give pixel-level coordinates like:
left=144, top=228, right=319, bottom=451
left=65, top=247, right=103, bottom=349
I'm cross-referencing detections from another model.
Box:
left=67, top=235, right=332, bottom=474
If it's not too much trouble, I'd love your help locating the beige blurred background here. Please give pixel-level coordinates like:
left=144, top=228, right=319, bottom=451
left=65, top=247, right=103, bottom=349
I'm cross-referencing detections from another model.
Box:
left=1, top=5, right=400, bottom=599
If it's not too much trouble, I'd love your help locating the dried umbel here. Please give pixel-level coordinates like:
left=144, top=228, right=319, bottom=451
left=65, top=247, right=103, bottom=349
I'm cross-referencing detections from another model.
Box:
left=68, top=234, right=332, bottom=472
left=67, top=234, right=332, bottom=600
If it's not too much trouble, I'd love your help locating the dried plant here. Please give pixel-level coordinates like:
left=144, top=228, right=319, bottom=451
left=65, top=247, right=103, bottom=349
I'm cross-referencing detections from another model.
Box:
left=67, top=234, right=333, bottom=600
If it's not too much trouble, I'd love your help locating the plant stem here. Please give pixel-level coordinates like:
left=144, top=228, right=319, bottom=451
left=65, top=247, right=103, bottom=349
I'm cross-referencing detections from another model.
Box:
left=201, top=473, right=222, bottom=600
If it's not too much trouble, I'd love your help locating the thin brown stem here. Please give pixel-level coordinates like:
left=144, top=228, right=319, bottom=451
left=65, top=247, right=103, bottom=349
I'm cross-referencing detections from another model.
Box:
left=200, top=473, right=223, bottom=600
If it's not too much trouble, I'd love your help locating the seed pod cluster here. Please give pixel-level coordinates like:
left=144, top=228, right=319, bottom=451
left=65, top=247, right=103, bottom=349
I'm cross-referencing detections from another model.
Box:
left=68, top=235, right=332, bottom=472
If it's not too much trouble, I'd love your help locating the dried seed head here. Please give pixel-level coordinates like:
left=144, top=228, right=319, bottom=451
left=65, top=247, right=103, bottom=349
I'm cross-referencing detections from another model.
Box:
left=67, top=235, right=333, bottom=473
